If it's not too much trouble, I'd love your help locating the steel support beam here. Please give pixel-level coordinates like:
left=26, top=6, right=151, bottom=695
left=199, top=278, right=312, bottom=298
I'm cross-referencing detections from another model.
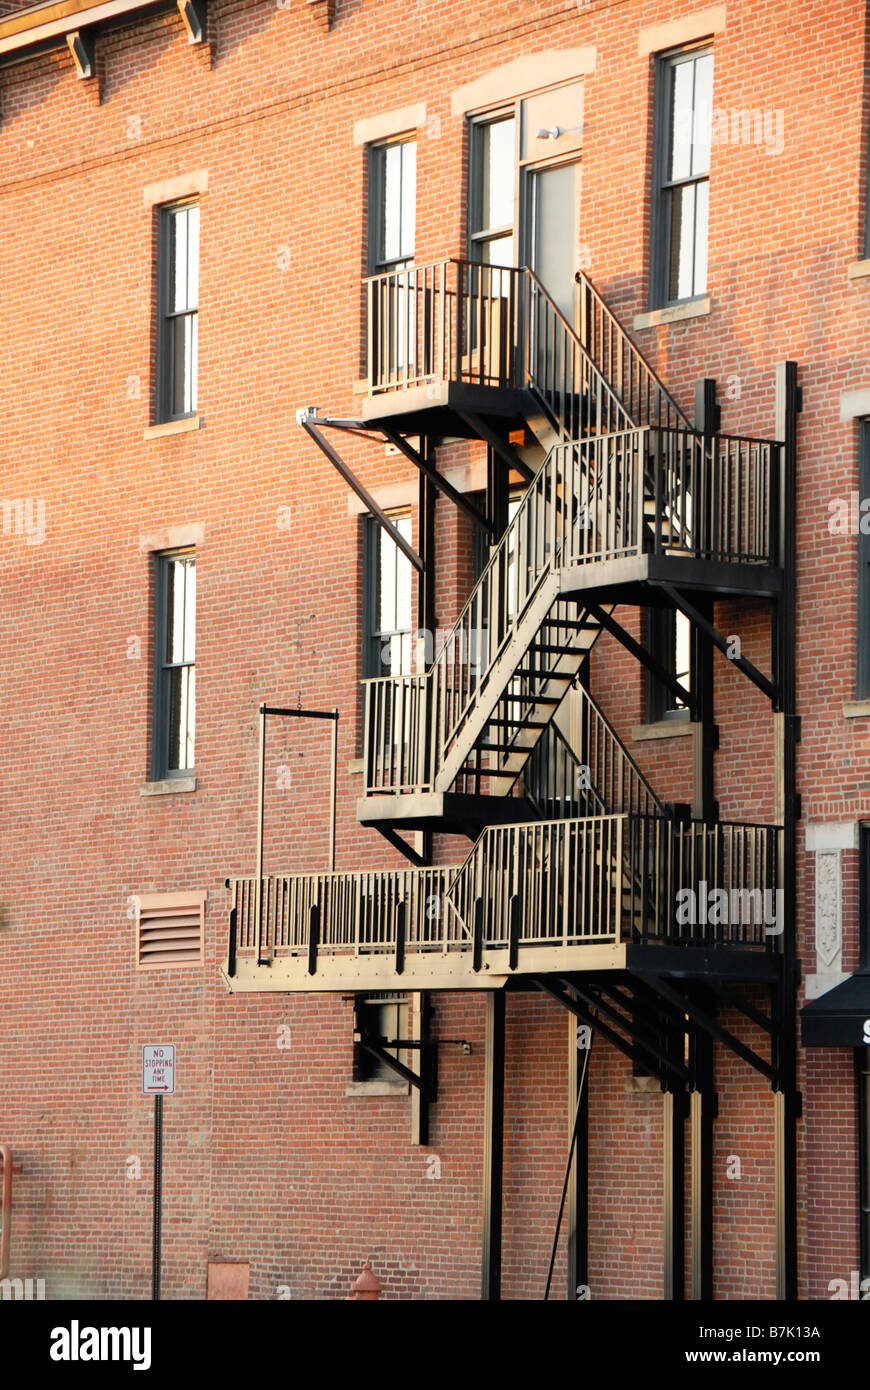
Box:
left=641, top=976, right=776, bottom=1082
left=380, top=427, right=495, bottom=536
left=655, top=582, right=778, bottom=704
left=457, top=410, right=534, bottom=482
left=487, top=445, right=510, bottom=542
left=690, top=593, right=717, bottom=822
left=176, top=0, right=207, bottom=42
left=482, top=992, right=505, bottom=1301
left=663, top=1088, right=687, bottom=1301
left=773, top=359, right=800, bottom=1301
left=565, top=1014, right=589, bottom=1300
left=66, top=28, right=95, bottom=77
left=298, top=414, right=423, bottom=572
left=689, top=988, right=715, bottom=1300
left=373, top=824, right=429, bottom=868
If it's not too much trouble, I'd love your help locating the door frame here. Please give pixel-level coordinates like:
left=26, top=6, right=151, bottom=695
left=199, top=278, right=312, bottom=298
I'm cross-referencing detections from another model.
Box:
left=519, top=151, right=582, bottom=329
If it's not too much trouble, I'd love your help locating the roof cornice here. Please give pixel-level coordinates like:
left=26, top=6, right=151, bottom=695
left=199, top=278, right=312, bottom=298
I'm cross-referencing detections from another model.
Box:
left=0, top=0, right=164, bottom=59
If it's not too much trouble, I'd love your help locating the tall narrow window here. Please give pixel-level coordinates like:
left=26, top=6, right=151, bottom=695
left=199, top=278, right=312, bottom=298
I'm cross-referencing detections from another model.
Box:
left=354, top=995, right=409, bottom=1083
left=646, top=607, right=691, bottom=722
left=157, top=202, right=199, bottom=421
left=858, top=424, right=870, bottom=698
left=363, top=514, right=414, bottom=678
left=469, top=114, right=516, bottom=267
left=368, top=137, right=416, bottom=275
left=651, top=47, right=713, bottom=306
left=152, top=551, right=196, bottom=778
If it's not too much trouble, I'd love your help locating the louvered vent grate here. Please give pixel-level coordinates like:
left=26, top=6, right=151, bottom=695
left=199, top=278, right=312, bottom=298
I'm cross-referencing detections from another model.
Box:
left=136, top=892, right=205, bottom=969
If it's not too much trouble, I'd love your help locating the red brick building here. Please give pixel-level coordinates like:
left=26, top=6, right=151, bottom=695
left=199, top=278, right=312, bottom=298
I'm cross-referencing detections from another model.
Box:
left=0, top=0, right=869, bottom=1302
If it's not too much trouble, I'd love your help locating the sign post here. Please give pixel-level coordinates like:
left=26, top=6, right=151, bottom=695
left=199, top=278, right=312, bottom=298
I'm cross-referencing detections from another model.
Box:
left=142, top=1044, right=175, bottom=1301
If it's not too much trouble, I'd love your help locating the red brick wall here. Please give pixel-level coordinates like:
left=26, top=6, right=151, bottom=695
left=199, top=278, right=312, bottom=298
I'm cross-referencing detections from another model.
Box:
left=1, top=0, right=869, bottom=1300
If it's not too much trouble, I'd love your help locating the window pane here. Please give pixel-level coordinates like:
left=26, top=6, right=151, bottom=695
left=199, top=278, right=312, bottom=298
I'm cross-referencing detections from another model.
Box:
left=379, top=141, right=415, bottom=267
left=483, top=233, right=515, bottom=268
left=400, top=141, right=416, bottom=261
left=370, top=516, right=413, bottom=676
left=668, top=60, right=696, bottom=183
left=675, top=611, right=691, bottom=701
left=186, top=204, right=200, bottom=308
left=190, top=311, right=198, bottom=412
left=693, top=178, right=709, bottom=295
left=481, top=117, right=515, bottom=232
left=668, top=52, right=714, bottom=182
left=379, top=518, right=398, bottom=631
left=171, top=314, right=196, bottom=417
left=166, top=559, right=185, bottom=663
left=170, top=210, right=189, bottom=313
left=167, top=665, right=195, bottom=770
left=668, top=183, right=697, bottom=301
left=691, top=54, right=714, bottom=176
left=382, top=144, right=402, bottom=264
left=183, top=561, right=196, bottom=662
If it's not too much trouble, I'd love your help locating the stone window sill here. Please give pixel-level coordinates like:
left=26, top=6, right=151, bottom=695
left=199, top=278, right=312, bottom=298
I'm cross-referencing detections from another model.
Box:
left=140, top=777, right=197, bottom=796
left=847, top=259, right=870, bottom=281
left=633, top=297, right=712, bottom=330
left=844, top=700, right=870, bottom=718
left=347, top=757, right=365, bottom=775
left=631, top=720, right=693, bottom=742
left=345, top=1079, right=409, bottom=1097
left=143, top=414, right=203, bottom=440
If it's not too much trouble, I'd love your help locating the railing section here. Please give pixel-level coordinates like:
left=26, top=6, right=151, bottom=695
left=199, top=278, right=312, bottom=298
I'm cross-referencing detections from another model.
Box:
left=229, top=817, right=780, bottom=968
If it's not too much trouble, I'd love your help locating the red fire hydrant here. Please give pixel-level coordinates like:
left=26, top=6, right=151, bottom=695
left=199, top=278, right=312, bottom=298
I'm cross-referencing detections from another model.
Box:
left=347, top=1260, right=383, bottom=1300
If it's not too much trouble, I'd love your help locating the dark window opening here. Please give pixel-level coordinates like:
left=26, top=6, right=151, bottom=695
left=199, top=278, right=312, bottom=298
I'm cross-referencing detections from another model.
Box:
left=151, top=550, right=196, bottom=779
left=362, top=513, right=414, bottom=680
left=354, top=996, right=409, bottom=1082
left=368, top=137, right=416, bottom=276
left=156, top=201, right=199, bottom=422
left=650, top=46, right=713, bottom=307
left=646, top=606, right=691, bottom=723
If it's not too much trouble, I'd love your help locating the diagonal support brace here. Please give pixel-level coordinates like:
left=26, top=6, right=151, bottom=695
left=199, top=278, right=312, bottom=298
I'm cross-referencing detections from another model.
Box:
left=655, top=582, right=778, bottom=704
left=298, top=411, right=423, bottom=572
left=380, top=428, right=497, bottom=537
left=587, top=602, right=699, bottom=716
left=457, top=411, right=534, bottom=482
left=640, top=975, right=776, bottom=1082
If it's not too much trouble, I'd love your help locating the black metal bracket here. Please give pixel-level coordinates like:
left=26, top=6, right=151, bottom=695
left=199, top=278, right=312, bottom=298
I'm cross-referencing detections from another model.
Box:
left=457, top=410, right=534, bottom=482
left=587, top=602, right=700, bottom=716
left=379, top=427, right=496, bottom=536
left=639, top=973, right=778, bottom=1083
left=654, top=582, right=779, bottom=705
left=373, top=824, right=430, bottom=868
left=298, top=411, right=424, bottom=573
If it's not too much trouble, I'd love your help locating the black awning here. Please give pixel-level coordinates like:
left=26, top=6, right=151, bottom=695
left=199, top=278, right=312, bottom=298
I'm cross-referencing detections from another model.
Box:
left=801, top=972, right=870, bottom=1047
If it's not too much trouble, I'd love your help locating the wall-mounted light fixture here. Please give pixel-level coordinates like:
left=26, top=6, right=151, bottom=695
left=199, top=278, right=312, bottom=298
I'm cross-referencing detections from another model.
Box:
left=536, top=124, right=583, bottom=141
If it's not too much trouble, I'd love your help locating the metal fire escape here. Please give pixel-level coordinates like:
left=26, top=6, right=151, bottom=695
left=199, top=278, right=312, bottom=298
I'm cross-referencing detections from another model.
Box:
left=221, top=258, right=800, bottom=1302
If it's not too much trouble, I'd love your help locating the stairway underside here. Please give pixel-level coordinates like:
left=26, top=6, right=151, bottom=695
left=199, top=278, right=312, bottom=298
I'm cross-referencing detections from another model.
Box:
left=357, top=791, right=540, bottom=837
left=360, top=380, right=532, bottom=440
left=222, top=942, right=783, bottom=995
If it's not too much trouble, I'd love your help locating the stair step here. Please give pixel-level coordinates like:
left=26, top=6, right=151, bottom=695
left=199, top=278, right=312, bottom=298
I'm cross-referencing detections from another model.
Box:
left=487, top=718, right=550, bottom=729
left=499, top=693, right=563, bottom=705
left=527, top=642, right=590, bottom=656
left=476, top=742, right=527, bottom=753
left=515, top=668, right=574, bottom=680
